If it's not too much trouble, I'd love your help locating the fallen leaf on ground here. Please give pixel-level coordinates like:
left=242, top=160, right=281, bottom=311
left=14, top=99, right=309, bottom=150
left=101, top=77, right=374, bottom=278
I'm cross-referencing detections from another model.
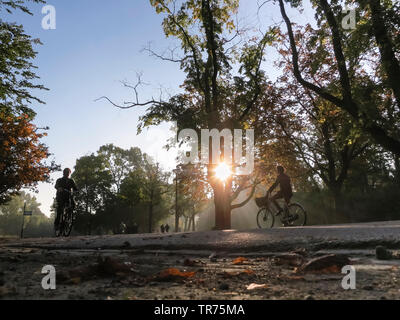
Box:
left=296, top=254, right=350, bottom=274
left=151, top=268, right=196, bottom=282
left=246, top=283, right=268, bottom=290
left=233, top=257, right=248, bottom=265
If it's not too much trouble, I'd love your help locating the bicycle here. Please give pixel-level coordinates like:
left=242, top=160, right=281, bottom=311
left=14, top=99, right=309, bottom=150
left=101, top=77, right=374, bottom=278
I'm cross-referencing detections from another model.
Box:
left=255, top=194, right=307, bottom=228
left=55, top=189, right=76, bottom=237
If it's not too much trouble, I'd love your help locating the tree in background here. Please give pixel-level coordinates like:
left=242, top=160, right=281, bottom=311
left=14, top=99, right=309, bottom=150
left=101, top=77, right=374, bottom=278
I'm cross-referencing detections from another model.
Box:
left=0, top=0, right=58, bottom=205
left=256, top=24, right=370, bottom=221
left=101, top=0, right=271, bottom=229
left=71, top=154, right=113, bottom=235
left=0, top=191, right=53, bottom=237
left=0, top=113, right=58, bottom=205
left=72, top=144, right=173, bottom=235
left=276, top=0, right=400, bottom=155
left=174, top=163, right=210, bottom=231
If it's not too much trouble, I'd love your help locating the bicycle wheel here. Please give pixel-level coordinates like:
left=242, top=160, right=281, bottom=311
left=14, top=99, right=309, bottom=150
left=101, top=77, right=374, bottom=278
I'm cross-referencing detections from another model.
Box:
left=63, top=207, right=73, bottom=237
left=286, top=203, right=307, bottom=227
left=257, top=207, right=275, bottom=229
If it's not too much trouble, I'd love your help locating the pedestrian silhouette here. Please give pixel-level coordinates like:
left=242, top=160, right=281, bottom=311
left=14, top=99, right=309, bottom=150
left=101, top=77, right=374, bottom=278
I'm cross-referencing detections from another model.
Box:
left=165, top=224, right=170, bottom=233
left=160, top=224, right=165, bottom=233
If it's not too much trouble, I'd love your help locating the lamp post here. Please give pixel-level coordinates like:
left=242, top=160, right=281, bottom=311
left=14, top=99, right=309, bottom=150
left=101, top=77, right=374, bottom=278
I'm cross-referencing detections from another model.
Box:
left=20, top=202, right=26, bottom=239
left=20, top=202, right=33, bottom=239
left=173, top=168, right=179, bottom=232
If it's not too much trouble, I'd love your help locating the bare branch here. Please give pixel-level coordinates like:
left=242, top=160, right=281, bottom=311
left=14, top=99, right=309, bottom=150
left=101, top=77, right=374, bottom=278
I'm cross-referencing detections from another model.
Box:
left=95, top=73, right=163, bottom=109
left=141, top=43, right=192, bottom=63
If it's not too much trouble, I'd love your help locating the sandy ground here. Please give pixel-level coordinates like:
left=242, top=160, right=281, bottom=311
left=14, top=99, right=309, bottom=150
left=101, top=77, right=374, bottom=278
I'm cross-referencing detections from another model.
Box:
left=1, top=245, right=399, bottom=300
left=2, top=223, right=400, bottom=300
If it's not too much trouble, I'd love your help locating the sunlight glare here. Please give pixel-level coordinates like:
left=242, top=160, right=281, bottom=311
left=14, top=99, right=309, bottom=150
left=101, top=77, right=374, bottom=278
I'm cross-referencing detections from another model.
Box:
left=215, top=162, right=232, bottom=182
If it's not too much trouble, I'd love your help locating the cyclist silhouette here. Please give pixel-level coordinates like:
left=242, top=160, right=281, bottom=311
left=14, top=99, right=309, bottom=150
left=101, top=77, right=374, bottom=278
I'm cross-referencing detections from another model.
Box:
left=54, top=168, right=78, bottom=230
left=267, top=165, right=293, bottom=216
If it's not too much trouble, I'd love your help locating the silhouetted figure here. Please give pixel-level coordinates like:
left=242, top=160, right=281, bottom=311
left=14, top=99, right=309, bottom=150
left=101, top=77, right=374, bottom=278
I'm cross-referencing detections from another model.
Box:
left=160, top=224, right=165, bottom=233
left=54, top=168, right=78, bottom=230
left=165, top=224, right=170, bottom=233
left=132, top=223, right=138, bottom=234
left=267, top=165, right=293, bottom=216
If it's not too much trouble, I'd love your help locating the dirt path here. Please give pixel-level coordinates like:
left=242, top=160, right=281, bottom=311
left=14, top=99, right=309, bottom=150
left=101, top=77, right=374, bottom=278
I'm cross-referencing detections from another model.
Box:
left=2, top=223, right=400, bottom=300
left=1, top=245, right=399, bottom=300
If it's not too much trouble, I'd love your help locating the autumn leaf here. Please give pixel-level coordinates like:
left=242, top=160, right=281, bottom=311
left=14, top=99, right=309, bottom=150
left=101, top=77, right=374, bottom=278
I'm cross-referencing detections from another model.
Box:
left=232, top=257, right=248, bottom=265
left=222, top=269, right=254, bottom=278
left=152, top=268, right=196, bottom=282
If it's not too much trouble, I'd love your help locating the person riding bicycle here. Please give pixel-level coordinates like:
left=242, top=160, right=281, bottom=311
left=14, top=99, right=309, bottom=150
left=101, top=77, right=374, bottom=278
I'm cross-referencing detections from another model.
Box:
left=54, top=168, right=78, bottom=230
left=266, top=165, right=293, bottom=219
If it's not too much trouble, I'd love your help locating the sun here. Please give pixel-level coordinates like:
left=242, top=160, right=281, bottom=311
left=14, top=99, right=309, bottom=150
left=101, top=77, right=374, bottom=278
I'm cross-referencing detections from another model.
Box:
left=214, top=162, right=232, bottom=182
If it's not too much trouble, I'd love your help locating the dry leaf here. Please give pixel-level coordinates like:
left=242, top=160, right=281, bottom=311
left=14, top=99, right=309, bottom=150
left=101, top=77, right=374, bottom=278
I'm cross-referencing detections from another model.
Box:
left=152, top=268, right=196, bottom=282
left=233, top=257, right=248, bottom=265
left=246, top=283, right=268, bottom=290
left=297, top=254, right=350, bottom=274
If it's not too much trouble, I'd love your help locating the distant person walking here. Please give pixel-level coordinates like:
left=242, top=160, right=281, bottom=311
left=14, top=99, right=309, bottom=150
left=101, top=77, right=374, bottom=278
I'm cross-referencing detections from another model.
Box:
left=160, top=224, right=165, bottom=233
left=165, top=224, right=170, bottom=233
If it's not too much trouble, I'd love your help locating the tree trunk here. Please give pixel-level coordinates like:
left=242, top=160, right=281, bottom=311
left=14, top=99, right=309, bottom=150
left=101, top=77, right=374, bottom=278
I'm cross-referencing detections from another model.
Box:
left=184, top=216, right=189, bottom=231
left=331, top=187, right=349, bottom=223
left=175, top=176, right=179, bottom=232
left=369, top=0, right=400, bottom=108
left=148, top=190, right=154, bottom=233
left=191, top=213, right=196, bottom=232
left=394, top=154, right=400, bottom=186
left=213, top=180, right=231, bottom=230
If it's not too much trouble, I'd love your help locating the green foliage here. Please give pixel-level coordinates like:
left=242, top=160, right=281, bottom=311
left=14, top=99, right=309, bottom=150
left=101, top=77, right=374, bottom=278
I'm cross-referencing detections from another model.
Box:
left=0, top=191, right=53, bottom=237
left=0, top=0, right=48, bottom=118
left=71, top=144, right=173, bottom=235
left=0, top=0, right=55, bottom=207
left=113, top=0, right=400, bottom=227
left=0, top=0, right=45, bottom=15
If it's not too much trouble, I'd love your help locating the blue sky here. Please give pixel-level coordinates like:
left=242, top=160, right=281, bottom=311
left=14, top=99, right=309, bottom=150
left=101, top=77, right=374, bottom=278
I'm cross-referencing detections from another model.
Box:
left=3, top=0, right=316, bottom=216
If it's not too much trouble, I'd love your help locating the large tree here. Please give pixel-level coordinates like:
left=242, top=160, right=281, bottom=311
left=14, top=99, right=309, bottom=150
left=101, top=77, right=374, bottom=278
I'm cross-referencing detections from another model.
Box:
left=275, top=0, right=400, bottom=156
left=0, top=0, right=57, bottom=204
left=100, top=0, right=269, bottom=230
left=0, top=113, right=58, bottom=204
left=256, top=24, right=370, bottom=220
